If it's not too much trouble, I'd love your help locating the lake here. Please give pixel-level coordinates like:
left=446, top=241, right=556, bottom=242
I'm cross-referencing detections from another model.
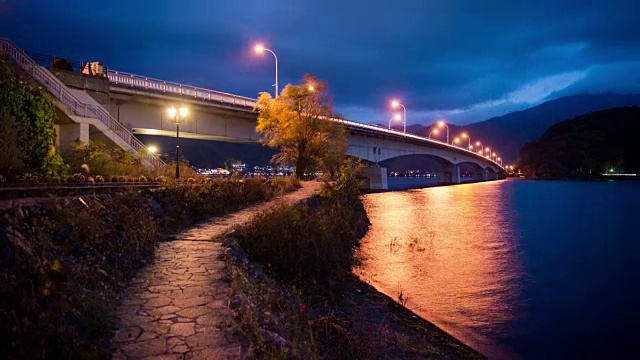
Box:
left=357, top=178, right=639, bottom=359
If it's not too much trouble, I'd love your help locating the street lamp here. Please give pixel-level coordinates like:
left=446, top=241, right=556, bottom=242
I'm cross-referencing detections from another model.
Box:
left=453, top=137, right=460, bottom=146
left=429, top=128, right=439, bottom=139
left=389, top=113, right=402, bottom=129
left=461, top=132, right=471, bottom=149
left=438, top=120, right=450, bottom=144
left=254, top=43, right=278, bottom=98
left=390, top=99, right=407, bottom=134
left=475, top=141, right=484, bottom=153
left=167, top=106, right=188, bottom=180
left=492, top=152, right=497, bottom=161
left=148, top=146, right=158, bottom=154
left=497, top=157, right=502, bottom=166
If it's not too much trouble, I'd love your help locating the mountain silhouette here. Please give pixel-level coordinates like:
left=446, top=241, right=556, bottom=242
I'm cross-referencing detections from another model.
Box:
left=391, top=93, right=640, bottom=165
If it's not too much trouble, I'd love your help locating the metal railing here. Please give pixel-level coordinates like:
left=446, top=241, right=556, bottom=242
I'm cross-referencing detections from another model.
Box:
left=335, top=118, right=504, bottom=169
left=0, top=38, right=164, bottom=168
left=107, top=70, right=258, bottom=108
left=106, top=69, right=501, bottom=169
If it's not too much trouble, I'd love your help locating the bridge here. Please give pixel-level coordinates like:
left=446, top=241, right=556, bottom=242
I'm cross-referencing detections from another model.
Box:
left=1, top=38, right=504, bottom=189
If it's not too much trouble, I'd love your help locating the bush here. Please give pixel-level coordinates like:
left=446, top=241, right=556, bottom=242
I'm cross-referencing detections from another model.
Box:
left=62, top=141, right=149, bottom=178
left=1, top=58, right=65, bottom=176
left=269, top=175, right=301, bottom=195
left=152, top=177, right=273, bottom=232
left=0, top=194, right=158, bottom=359
left=235, top=165, right=367, bottom=292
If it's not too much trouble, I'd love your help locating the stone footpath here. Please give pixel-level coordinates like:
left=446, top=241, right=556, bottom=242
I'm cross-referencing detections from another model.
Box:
left=112, top=182, right=321, bottom=359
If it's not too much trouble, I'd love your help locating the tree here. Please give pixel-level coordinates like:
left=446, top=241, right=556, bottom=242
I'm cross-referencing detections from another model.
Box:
left=255, top=74, right=346, bottom=179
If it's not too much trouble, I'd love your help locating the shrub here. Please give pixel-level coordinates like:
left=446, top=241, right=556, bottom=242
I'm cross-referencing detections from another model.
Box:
left=269, top=175, right=301, bottom=195
left=0, top=194, right=158, bottom=359
left=94, top=175, right=105, bottom=183
left=152, top=178, right=274, bottom=232
left=139, top=175, right=147, bottom=183
left=235, top=168, right=367, bottom=292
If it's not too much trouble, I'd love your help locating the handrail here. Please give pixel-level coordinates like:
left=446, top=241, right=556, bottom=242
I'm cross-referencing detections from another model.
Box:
left=36, top=43, right=501, bottom=169
left=335, top=118, right=504, bottom=169
left=0, top=38, right=164, bottom=168
left=105, top=70, right=501, bottom=169
left=107, top=70, right=258, bottom=108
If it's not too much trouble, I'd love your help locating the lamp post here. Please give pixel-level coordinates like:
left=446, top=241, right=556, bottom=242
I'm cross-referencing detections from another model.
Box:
left=453, top=137, right=460, bottom=147
left=475, top=141, right=483, bottom=153
left=254, top=43, right=278, bottom=98
left=438, top=120, right=449, bottom=144
left=167, top=106, right=188, bottom=180
left=461, top=132, right=471, bottom=149
left=389, top=113, right=402, bottom=129
left=492, top=152, right=497, bottom=161
left=497, top=157, right=502, bottom=166
left=148, top=146, right=158, bottom=154
left=429, top=128, right=439, bottom=139
left=391, top=100, right=407, bottom=134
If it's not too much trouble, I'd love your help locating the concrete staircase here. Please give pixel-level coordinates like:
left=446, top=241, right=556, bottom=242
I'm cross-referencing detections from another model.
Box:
left=0, top=38, right=164, bottom=169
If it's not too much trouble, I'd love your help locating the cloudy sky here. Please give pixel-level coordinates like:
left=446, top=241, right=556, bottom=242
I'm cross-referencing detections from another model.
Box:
left=2, top=0, right=639, bottom=124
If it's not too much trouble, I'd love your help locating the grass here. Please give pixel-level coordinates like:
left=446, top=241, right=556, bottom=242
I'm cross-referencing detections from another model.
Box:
left=0, top=176, right=300, bottom=359
left=224, top=176, right=486, bottom=359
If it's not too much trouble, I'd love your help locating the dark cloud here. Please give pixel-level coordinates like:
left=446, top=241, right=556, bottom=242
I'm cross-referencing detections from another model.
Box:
left=2, top=0, right=640, bottom=124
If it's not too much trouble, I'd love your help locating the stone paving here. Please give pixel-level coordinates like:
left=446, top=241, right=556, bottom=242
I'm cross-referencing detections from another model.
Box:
left=112, top=182, right=321, bottom=359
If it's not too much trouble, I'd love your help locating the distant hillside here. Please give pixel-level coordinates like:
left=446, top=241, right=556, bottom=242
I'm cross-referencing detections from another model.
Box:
left=389, top=94, right=640, bottom=165
left=465, top=94, right=640, bottom=164
left=517, top=106, right=640, bottom=179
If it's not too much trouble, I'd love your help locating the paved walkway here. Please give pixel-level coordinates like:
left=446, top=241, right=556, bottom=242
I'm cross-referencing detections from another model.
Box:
left=113, top=182, right=321, bottom=359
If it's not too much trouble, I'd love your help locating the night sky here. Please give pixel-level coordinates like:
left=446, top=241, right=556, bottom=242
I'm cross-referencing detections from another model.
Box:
left=2, top=0, right=639, bottom=125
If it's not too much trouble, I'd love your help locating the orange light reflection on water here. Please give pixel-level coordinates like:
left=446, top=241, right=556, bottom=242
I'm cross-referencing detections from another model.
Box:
left=357, top=181, right=524, bottom=359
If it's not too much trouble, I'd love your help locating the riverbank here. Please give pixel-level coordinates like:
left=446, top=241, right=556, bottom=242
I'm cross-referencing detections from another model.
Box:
left=0, top=177, right=300, bottom=359
left=223, top=181, right=485, bottom=359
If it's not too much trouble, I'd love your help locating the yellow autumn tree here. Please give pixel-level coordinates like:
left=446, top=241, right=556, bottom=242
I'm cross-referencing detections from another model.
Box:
left=255, top=74, right=346, bottom=179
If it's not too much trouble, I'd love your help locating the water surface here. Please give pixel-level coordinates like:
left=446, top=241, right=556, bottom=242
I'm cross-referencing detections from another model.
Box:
left=358, top=179, right=639, bottom=359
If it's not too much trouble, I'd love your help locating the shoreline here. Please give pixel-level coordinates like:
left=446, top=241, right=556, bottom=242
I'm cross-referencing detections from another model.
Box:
left=223, top=191, right=486, bottom=359
left=362, top=177, right=505, bottom=194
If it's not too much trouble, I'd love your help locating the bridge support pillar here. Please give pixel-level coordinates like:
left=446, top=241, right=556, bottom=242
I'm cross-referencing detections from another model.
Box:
left=56, top=123, right=89, bottom=151
left=360, top=167, right=388, bottom=190
left=437, top=165, right=460, bottom=184
left=473, top=170, right=488, bottom=181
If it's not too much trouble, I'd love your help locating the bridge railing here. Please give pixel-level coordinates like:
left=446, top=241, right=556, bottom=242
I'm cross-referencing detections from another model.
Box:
left=0, top=38, right=165, bottom=168
left=334, top=118, right=504, bottom=169
left=107, top=70, right=258, bottom=108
